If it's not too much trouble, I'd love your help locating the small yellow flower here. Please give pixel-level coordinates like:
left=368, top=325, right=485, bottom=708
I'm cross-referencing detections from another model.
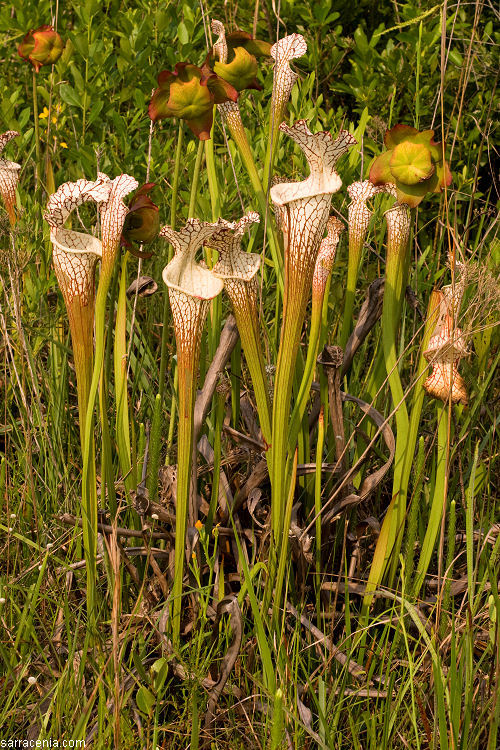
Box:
left=39, top=107, right=49, bottom=120
left=195, top=519, right=203, bottom=530
left=60, top=141, right=68, bottom=149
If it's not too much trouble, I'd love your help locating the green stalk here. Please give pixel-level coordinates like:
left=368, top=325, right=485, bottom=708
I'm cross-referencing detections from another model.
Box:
left=441, top=498, right=456, bottom=634
left=204, top=127, right=221, bottom=358
left=188, top=140, right=204, bottom=218
left=267, top=193, right=334, bottom=611
left=62, top=299, right=98, bottom=529
left=223, top=107, right=283, bottom=287
left=171, top=330, right=199, bottom=647
left=81, top=272, right=109, bottom=627
left=32, top=71, right=42, bottom=194
left=315, top=407, right=325, bottom=625
left=148, top=123, right=184, bottom=501
left=363, top=287, right=441, bottom=618
left=114, top=251, right=135, bottom=492
left=271, top=293, right=306, bottom=531
left=266, top=288, right=306, bottom=612
left=320, top=274, right=333, bottom=349
left=287, top=287, right=323, bottom=454
left=82, top=189, right=128, bottom=624
left=403, top=436, right=425, bottom=588
left=270, top=232, right=317, bottom=539
left=388, top=287, right=442, bottom=585
left=263, top=95, right=286, bottom=195
left=226, top=282, right=272, bottom=453
left=269, top=689, right=285, bottom=750
left=340, top=200, right=368, bottom=349
left=363, top=205, right=410, bottom=602
left=206, top=384, right=226, bottom=533
left=204, top=124, right=220, bottom=219
left=413, top=402, right=448, bottom=599
left=272, top=448, right=297, bottom=626
left=341, top=257, right=361, bottom=350
left=101, top=267, right=119, bottom=514
left=52, top=242, right=100, bottom=628
left=170, top=123, right=184, bottom=230
left=99, top=363, right=116, bottom=514
left=64, top=300, right=94, bottom=450
left=165, top=368, right=178, bottom=465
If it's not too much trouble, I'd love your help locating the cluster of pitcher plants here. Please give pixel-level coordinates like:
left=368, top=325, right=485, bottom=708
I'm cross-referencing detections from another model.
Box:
left=2, top=18, right=468, bottom=654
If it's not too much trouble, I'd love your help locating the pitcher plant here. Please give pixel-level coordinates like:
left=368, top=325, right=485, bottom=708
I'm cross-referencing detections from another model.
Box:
left=160, top=217, right=225, bottom=647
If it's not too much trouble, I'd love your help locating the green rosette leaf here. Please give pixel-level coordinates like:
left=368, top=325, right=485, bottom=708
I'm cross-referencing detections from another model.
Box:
left=148, top=62, right=237, bottom=140
left=370, top=123, right=452, bottom=206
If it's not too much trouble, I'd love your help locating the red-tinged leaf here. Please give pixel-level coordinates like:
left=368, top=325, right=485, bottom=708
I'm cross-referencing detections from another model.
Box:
left=149, top=62, right=235, bottom=138
left=148, top=85, right=173, bottom=121
left=122, top=183, right=159, bottom=246
left=184, top=110, right=214, bottom=140
left=428, top=159, right=453, bottom=193
left=226, top=30, right=272, bottom=57
left=174, top=62, right=204, bottom=83
left=369, top=151, right=393, bottom=186
left=18, top=25, right=63, bottom=72
left=126, top=243, right=154, bottom=259
left=384, top=124, right=419, bottom=149
left=394, top=179, right=430, bottom=208
left=157, top=69, right=176, bottom=87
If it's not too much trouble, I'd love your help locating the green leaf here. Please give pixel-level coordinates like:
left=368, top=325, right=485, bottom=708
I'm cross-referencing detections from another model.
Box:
left=177, top=21, right=188, bottom=45
left=59, top=84, right=82, bottom=109
left=136, top=685, right=155, bottom=716
left=88, top=100, right=103, bottom=126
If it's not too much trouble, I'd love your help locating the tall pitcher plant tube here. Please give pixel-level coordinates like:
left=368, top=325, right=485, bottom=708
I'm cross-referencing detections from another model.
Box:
left=382, top=201, right=412, bottom=451
left=160, top=218, right=225, bottom=647
left=81, top=172, right=138, bottom=446
left=210, top=212, right=272, bottom=451
left=265, top=34, right=308, bottom=188
left=364, top=200, right=412, bottom=601
left=340, top=180, right=386, bottom=348
left=50, top=229, right=102, bottom=442
left=210, top=20, right=283, bottom=277
left=45, top=178, right=111, bottom=439
left=82, top=172, right=138, bottom=498
left=45, top=177, right=115, bottom=626
left=270, top=120, right=356, bottom=557
left=72, top=173, right=137, bottom=625
left=288, top=217, right=344, bottom=451
left=0, top=131, right=21, bottom=227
